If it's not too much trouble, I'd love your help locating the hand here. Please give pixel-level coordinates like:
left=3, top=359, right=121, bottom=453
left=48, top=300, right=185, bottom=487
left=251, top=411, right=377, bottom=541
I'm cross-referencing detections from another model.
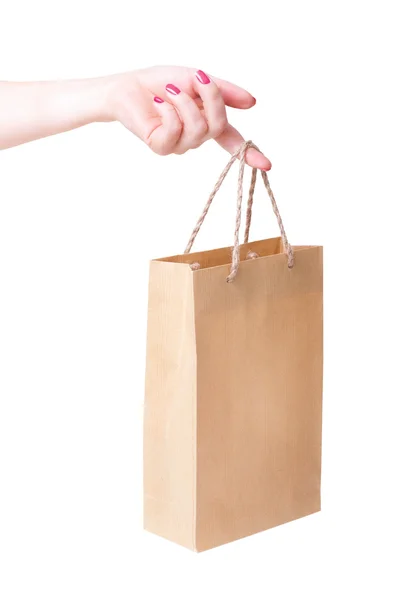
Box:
left=107, top=66, right=271, bottom=170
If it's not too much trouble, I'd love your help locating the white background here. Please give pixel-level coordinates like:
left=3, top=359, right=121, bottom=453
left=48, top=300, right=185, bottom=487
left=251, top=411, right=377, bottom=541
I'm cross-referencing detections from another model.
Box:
left=1, top=1, right=411, bottom=598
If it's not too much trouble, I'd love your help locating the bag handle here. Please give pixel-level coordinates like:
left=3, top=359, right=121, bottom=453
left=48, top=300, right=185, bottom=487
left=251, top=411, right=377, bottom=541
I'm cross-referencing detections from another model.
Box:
left=184, top=140, right=294, bottom=282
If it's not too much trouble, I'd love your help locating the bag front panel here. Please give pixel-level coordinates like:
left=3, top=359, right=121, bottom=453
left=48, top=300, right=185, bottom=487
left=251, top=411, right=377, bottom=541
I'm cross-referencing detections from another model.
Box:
left=192, top=244, right=323, bottom=551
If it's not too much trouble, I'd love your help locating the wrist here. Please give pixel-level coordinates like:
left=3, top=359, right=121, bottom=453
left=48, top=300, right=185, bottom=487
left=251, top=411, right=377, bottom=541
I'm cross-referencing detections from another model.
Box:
left=103, top=70, right=144, bottom=124
left=44, top=78, right=115, bottom=128
left=81, top=76, right=115, bottom=123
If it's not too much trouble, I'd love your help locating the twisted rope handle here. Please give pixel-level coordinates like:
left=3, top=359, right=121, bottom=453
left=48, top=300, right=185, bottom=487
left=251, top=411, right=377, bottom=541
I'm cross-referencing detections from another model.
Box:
left=184, top=140, right=294, bottom=282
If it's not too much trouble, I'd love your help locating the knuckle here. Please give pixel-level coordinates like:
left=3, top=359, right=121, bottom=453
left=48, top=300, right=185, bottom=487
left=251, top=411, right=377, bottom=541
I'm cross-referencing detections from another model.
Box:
left=209, top=117, right=228, bottom=138
left=147, top=139, right=169, bottom=156
left=170, top=120, right=183, bottom=138
left=174, top=147, right=187, bottom=156
left=192, top=119, right=208, bottom=139
left=208, top=85, right=222, bottom=100
left=153, top=145, right=170, bottom=157
left=146, top=134, right=174, bottom=156
left=145, top=133, right=156, bottom=151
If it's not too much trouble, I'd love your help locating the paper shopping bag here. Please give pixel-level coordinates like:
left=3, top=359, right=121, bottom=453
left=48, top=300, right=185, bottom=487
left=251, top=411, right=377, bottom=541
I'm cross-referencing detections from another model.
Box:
left=144, top=141, right=323, bottom=552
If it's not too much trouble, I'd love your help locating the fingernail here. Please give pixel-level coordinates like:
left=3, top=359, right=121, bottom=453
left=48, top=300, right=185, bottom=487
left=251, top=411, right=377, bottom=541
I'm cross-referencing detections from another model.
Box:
left=154, top=96, right=164, bottom=103
left=165, top=84, right=181, bottom=95
left=195, top=70, right=211, bottom=84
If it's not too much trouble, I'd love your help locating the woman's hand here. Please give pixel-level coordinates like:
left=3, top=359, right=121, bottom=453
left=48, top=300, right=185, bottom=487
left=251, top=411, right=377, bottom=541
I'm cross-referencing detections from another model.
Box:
left=106, top=66, right=271, bottom=170
left=0, top=66, right=270, bottom=169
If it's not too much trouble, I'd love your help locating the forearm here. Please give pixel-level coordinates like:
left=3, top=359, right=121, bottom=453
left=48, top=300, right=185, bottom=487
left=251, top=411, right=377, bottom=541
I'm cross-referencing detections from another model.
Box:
left=0, top=77, right=113, bottom=150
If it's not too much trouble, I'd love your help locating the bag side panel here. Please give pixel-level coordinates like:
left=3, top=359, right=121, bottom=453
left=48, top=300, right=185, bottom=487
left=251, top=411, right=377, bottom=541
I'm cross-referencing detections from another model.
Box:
left=143, top=262, right=197, bottom=550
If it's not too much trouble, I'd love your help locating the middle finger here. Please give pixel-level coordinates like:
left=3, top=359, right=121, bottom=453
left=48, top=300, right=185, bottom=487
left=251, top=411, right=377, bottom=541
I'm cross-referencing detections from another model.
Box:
left=165, top=83, right=208, bottom=153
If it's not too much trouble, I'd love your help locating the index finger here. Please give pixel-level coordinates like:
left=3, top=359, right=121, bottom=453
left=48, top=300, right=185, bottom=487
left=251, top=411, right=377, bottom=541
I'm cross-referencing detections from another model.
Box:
left=211, top=76, right=256, bottom=109
left=215, top=124, right=272, bottom=170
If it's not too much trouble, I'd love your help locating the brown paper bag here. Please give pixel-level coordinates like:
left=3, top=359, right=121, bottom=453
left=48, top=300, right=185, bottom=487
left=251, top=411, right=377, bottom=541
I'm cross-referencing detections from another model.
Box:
left=144, top=142, right=323, bottom=552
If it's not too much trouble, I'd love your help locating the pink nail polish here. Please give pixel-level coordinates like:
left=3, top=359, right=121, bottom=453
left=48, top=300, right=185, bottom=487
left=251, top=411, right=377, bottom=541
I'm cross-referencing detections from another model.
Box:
left=195, top=70, right=211, bottom=84
left=154, top=96, right=164, bottom=103
left=165, top=84, right=181, bottom=95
